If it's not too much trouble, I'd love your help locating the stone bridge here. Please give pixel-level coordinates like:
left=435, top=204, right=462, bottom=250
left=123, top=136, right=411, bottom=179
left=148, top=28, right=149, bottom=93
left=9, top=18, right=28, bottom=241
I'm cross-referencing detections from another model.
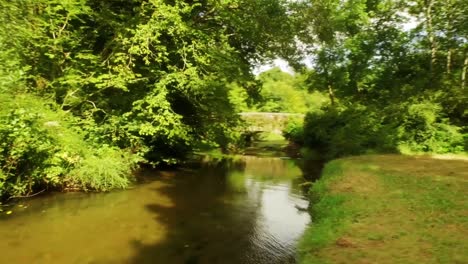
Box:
left=239, top=112, right=304, bottom=134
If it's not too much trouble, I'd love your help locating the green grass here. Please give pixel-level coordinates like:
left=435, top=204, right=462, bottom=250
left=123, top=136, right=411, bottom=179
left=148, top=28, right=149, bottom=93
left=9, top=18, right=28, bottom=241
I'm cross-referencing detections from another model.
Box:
left=298, top=154, right=468, bottom=264
left=66, top=147, right=134, bottom=192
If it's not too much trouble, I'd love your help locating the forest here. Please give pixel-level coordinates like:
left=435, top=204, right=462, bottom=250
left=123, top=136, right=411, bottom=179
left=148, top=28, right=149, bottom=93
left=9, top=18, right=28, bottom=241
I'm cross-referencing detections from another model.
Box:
left=0, top=0, right=467, bottom=206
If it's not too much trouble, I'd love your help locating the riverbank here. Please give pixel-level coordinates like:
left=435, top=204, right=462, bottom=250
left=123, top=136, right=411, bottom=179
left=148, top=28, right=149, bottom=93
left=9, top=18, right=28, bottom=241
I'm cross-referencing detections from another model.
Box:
left=298, top=154, right=468, bottom=264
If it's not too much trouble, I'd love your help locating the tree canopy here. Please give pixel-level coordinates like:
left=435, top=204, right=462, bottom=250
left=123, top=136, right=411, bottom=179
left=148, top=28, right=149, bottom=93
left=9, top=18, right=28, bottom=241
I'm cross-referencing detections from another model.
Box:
left=285, top=0, right=467, bottom=159
left=0, top=0, right=467, bottom=198
left=0, top=0, right=298, bottom=198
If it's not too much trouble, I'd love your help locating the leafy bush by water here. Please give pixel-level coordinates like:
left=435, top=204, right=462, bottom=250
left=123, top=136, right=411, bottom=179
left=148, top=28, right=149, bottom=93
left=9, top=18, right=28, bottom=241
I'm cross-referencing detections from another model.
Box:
left=283, top=117, right=305, bottom=144
left=286, top=100, right=466, bottom=159
left=66, top=147, right=133, bottom=191
left=0, top=109, right=56, bottom=197
left=0, top=93, right=137, bottom=199
left=297, top=105, right=391, bottom=159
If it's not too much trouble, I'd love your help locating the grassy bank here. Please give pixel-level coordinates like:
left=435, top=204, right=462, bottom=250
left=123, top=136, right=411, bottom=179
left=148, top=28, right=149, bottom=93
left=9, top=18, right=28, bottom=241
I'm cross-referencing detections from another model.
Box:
left=298, top=154, right=468, bottom=264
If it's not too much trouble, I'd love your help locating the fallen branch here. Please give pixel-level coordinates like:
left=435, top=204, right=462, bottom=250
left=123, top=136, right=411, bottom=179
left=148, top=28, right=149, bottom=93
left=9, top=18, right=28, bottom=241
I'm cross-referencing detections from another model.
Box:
left=7, top=189, right=46, bottom=201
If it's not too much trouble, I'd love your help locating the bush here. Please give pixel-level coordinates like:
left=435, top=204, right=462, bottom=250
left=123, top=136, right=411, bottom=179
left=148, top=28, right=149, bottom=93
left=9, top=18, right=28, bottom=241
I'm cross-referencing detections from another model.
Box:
left=301, top=105, right=392, bottom=159
left=283, top=117, right=304, bottom=144
left=66, top=146, right=134, bottom=191
left=0, top=109, right=57, bottom=197
left=0, top=93, right=137, bottom=199
left=390, top=102, right=465, bottom=154
left=296, top=100, right=465, bottom=159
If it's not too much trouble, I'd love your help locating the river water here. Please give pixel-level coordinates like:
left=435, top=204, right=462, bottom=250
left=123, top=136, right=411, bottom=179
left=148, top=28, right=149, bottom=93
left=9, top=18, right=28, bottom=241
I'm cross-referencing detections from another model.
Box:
left=0, top=156, right=311, bottom=264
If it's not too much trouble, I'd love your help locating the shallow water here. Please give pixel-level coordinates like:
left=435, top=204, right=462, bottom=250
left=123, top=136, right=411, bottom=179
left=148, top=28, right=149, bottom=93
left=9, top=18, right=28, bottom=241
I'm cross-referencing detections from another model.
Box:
left=0, top=156, right=310, bottom=264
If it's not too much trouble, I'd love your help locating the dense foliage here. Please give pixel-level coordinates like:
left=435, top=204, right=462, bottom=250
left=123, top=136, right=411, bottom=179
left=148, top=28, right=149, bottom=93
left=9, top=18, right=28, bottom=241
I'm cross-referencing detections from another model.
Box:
left=1, top=0, right=467, bottom=199
left=229, top=67, right=328, bottom=114
left=0, top=0, right=296, bottom=199
left=0, top=93, right=136, bottom=198
left=286, top=102, right=464, bottom=159
left=285, top=0, right=468, bottom=158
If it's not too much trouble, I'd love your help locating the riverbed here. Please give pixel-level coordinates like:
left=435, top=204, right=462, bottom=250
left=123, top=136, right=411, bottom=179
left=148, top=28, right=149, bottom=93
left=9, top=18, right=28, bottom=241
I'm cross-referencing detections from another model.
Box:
left=0, top=156, right=311, bottom=264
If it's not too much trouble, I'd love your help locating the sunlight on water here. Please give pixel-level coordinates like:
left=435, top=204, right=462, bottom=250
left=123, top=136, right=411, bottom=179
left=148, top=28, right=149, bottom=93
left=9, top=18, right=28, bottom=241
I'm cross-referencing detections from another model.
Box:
left=0, top=156, right=311, bottom=264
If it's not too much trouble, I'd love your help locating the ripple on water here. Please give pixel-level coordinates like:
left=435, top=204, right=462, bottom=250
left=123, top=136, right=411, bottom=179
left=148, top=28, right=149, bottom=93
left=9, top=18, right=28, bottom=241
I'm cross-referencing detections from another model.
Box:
left=0, top=156, right=311, bottom=264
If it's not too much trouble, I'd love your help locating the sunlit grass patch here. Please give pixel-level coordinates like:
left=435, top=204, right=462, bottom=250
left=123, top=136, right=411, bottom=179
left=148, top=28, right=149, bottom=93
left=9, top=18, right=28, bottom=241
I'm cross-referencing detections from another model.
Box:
left=298, top=154, right=468, bottom=264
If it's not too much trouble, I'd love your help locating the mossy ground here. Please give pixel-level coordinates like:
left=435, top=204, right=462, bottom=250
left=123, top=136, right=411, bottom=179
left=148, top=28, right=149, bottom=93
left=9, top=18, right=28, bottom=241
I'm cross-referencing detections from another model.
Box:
left=298, top=154, right=468, bottom=264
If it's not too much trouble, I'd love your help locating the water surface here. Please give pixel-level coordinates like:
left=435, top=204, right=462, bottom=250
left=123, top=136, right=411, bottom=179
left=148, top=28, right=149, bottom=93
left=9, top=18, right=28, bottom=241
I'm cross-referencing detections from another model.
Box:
left=0, top=156, right=310, bottom=264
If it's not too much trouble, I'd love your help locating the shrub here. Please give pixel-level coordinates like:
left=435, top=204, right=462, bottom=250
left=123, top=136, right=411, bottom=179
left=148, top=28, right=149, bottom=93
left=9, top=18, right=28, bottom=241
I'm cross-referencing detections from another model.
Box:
left=391, top=102, right=465, bottom=154
left=0, top=109, right=57, bottom=198
left=301, top=105, right=392, bottom=159
left=0, top=93, right=137, bottom=199
left=283, top=117, right=305, bottom=144
left=66, top=146, right=134, bottom=191
left=296, top=100, right=465, bottom=159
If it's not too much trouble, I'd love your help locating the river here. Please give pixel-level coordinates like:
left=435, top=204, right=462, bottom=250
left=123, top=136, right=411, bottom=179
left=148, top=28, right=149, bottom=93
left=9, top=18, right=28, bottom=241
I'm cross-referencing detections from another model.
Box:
left=0, top=155, right=311, bottom=264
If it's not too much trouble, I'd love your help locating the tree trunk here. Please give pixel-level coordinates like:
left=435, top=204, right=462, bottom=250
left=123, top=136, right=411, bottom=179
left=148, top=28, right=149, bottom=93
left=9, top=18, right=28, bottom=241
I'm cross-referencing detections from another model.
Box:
left=446, top=49, right=452, bottom=74
left=328, top=84, right=335, bottom=105
left=425, top=0, right=437, bottom=75
left=445, top=0, right=454, bottom=76
left=462, top=54, right=468, bottom=89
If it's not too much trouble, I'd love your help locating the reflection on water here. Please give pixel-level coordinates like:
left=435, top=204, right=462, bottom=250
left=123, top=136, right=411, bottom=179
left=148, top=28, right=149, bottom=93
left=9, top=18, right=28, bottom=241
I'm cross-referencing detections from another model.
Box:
left=0, top=156, right=310, bottom=264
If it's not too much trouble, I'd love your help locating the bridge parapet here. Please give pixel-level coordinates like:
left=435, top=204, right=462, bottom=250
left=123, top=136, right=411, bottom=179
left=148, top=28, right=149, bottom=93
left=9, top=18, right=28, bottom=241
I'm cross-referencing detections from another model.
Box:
left=239, top=112, right=304, bottom=134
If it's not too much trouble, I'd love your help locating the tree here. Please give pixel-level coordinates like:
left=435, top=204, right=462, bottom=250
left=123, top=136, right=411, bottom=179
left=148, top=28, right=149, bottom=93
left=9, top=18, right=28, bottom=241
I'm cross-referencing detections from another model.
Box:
left=291, top=0, right=467, bottom=157
left=1, top=0, right=298, bottom=164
